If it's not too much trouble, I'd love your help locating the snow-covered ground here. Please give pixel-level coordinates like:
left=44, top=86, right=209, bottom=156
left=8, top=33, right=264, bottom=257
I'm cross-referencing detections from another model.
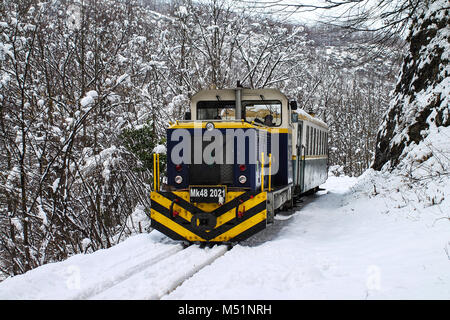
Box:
left=166, top=173, right=450, bottom=300
left=0, top=232, right=183, bottom=299
left=0, top=173, right=449, bottom=300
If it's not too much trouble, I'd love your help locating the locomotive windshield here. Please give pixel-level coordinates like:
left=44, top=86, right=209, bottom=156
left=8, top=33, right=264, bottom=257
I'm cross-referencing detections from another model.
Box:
left=196, top=100, right=282, bottom=127
left=197, top=101, right=236, bottom=120
left=244, top=100, right=282, bottom=127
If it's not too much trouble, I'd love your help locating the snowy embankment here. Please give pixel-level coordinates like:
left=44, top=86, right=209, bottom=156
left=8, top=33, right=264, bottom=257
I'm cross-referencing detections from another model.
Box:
left=165, top=172, right=450, bottom=300
left=0, top=232, right=182, bottom=299
left=0, top=168, right=449, bottom=299
left=169, top=125, right=449, bottom=300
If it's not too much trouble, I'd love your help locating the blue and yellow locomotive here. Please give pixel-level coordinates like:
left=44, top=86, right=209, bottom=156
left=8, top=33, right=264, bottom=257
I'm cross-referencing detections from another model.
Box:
left=150, top=86, right=328, bottom=243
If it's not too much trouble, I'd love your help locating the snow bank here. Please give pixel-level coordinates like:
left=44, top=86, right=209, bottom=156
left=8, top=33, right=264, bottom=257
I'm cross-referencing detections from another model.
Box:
left=166, top=174, right=449, bottom=299
left=124, top=205, right=151, bottom=235
left=371, top=125, right=450, bottom=210
left=0, top=232, right=180, bottom=300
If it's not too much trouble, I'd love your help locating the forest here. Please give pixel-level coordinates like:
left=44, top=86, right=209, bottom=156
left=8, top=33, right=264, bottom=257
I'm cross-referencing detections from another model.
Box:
left=0, top=0, right=447, bottom=279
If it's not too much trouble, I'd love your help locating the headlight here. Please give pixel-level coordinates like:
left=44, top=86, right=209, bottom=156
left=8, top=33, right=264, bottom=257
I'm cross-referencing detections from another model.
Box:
left=238, top=175, right=247, bottom=184
left=206, top=122, right=215, bottom=131
left=175, top=175, right=183, bottom=184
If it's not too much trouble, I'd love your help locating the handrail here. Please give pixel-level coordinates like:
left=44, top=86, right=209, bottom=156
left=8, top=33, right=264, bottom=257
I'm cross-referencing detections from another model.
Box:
left=157, top=153, right=160, bottom=191
left=261, top=152, right=264, bottom=192
left=153, top=153, right=157, bottom=191
left=153, top=153, right=160, bottom=191
left=268, top=153, right=272, bottom=192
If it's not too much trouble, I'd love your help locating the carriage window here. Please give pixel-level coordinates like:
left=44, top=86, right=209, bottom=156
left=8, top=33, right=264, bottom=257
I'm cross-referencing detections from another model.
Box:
left=319, top=130, right=323, bottom=154
left=317, top=129, right=320, bottom=155
left=323, top=132, right=325, bottom=154
left=319, top=130, right=322, bottom=155
left=308, top=127, right=311, bottom=156
left=320, top=131, right=323, bottom=155
left=308, top=126, right=312, bottom=155
left=306, top=126, right=310, bottom=156
left=313, top=128, right=316, bottom=155
left=308, top=126, right=311, bottom=156
left=313, top=128, right=317, bottom=156
left=319, top=131, right=321, bottom=155
left=244, top=101, right=282, bottom=127
left=316, top=129, right=320, bottom=155
left=317, top=129, right=321, bottom=155
left=308, top=126, right=311, bottom=155
left=316, top=129, right=319, bottom=155
left=197, top=101, right=236, bottom=120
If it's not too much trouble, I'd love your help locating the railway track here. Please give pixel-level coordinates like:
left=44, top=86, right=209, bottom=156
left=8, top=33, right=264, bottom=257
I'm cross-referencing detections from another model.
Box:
left=69, top=197, right=313, bottom=300
left=71, top=242, right=184, bottom=300
left=87, top=243, right=229, bottom=300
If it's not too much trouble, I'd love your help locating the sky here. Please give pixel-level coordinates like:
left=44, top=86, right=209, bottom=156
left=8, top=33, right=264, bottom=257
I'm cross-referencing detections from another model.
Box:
left=234, top=0, right=392, bottom=30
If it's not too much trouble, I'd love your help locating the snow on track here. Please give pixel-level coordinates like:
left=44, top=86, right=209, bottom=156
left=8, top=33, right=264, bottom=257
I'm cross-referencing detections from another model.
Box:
left=91, top=244, right=228, bottom=300
left=73, top=242, right=183, bottom=299
left=0, top=229, right=228, bottom=300
left=0, top=232, right=183, bottom=300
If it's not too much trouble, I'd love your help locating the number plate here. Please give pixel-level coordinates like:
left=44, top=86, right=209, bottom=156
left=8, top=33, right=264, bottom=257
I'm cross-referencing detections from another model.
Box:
left=189, top=186, right=226, bottom=203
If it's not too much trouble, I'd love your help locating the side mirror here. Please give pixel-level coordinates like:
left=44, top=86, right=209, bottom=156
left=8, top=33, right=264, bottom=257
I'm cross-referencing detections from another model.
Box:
left=184, top=111, right=191, bottom=120
left=290, top=101, right=298, bottom=110
left=291, top=113, right=298, bottom=123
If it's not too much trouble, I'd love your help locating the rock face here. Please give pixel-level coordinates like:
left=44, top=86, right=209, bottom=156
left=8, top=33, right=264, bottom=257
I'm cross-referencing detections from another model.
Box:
left=373, top=1, right=449, bottom=171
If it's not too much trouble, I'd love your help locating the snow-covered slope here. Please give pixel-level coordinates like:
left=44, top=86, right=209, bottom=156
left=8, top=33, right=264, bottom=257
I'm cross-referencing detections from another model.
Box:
left=373, top=0, right=449, bottom=170
left=166, top=174, right=450, bottom=299
left=0, top=173, right=448, bottom=299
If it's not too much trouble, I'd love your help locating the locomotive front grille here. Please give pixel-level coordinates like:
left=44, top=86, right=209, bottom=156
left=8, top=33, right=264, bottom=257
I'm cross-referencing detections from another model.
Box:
left=189, top=135, right=233, bottom=185
left=189, top=164, right=234, bottom=185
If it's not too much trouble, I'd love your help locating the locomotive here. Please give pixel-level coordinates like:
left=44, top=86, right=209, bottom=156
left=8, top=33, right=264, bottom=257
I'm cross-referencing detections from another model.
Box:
left=150, top=85, right=328, bottom=244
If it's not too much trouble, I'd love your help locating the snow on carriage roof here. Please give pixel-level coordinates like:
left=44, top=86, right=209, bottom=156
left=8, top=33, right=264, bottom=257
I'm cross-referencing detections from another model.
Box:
left=295, top=108, right=328, bottom=129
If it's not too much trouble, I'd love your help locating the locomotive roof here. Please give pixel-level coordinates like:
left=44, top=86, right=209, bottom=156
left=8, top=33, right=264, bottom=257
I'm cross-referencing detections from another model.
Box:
left=191, top=88, right=289, bottom=103
left=190, top=88, right=328, bottom=130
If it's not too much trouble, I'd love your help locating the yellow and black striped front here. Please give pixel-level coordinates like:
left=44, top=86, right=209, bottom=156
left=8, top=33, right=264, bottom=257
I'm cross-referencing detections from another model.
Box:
left=150, top=190, right=267, bottom=243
